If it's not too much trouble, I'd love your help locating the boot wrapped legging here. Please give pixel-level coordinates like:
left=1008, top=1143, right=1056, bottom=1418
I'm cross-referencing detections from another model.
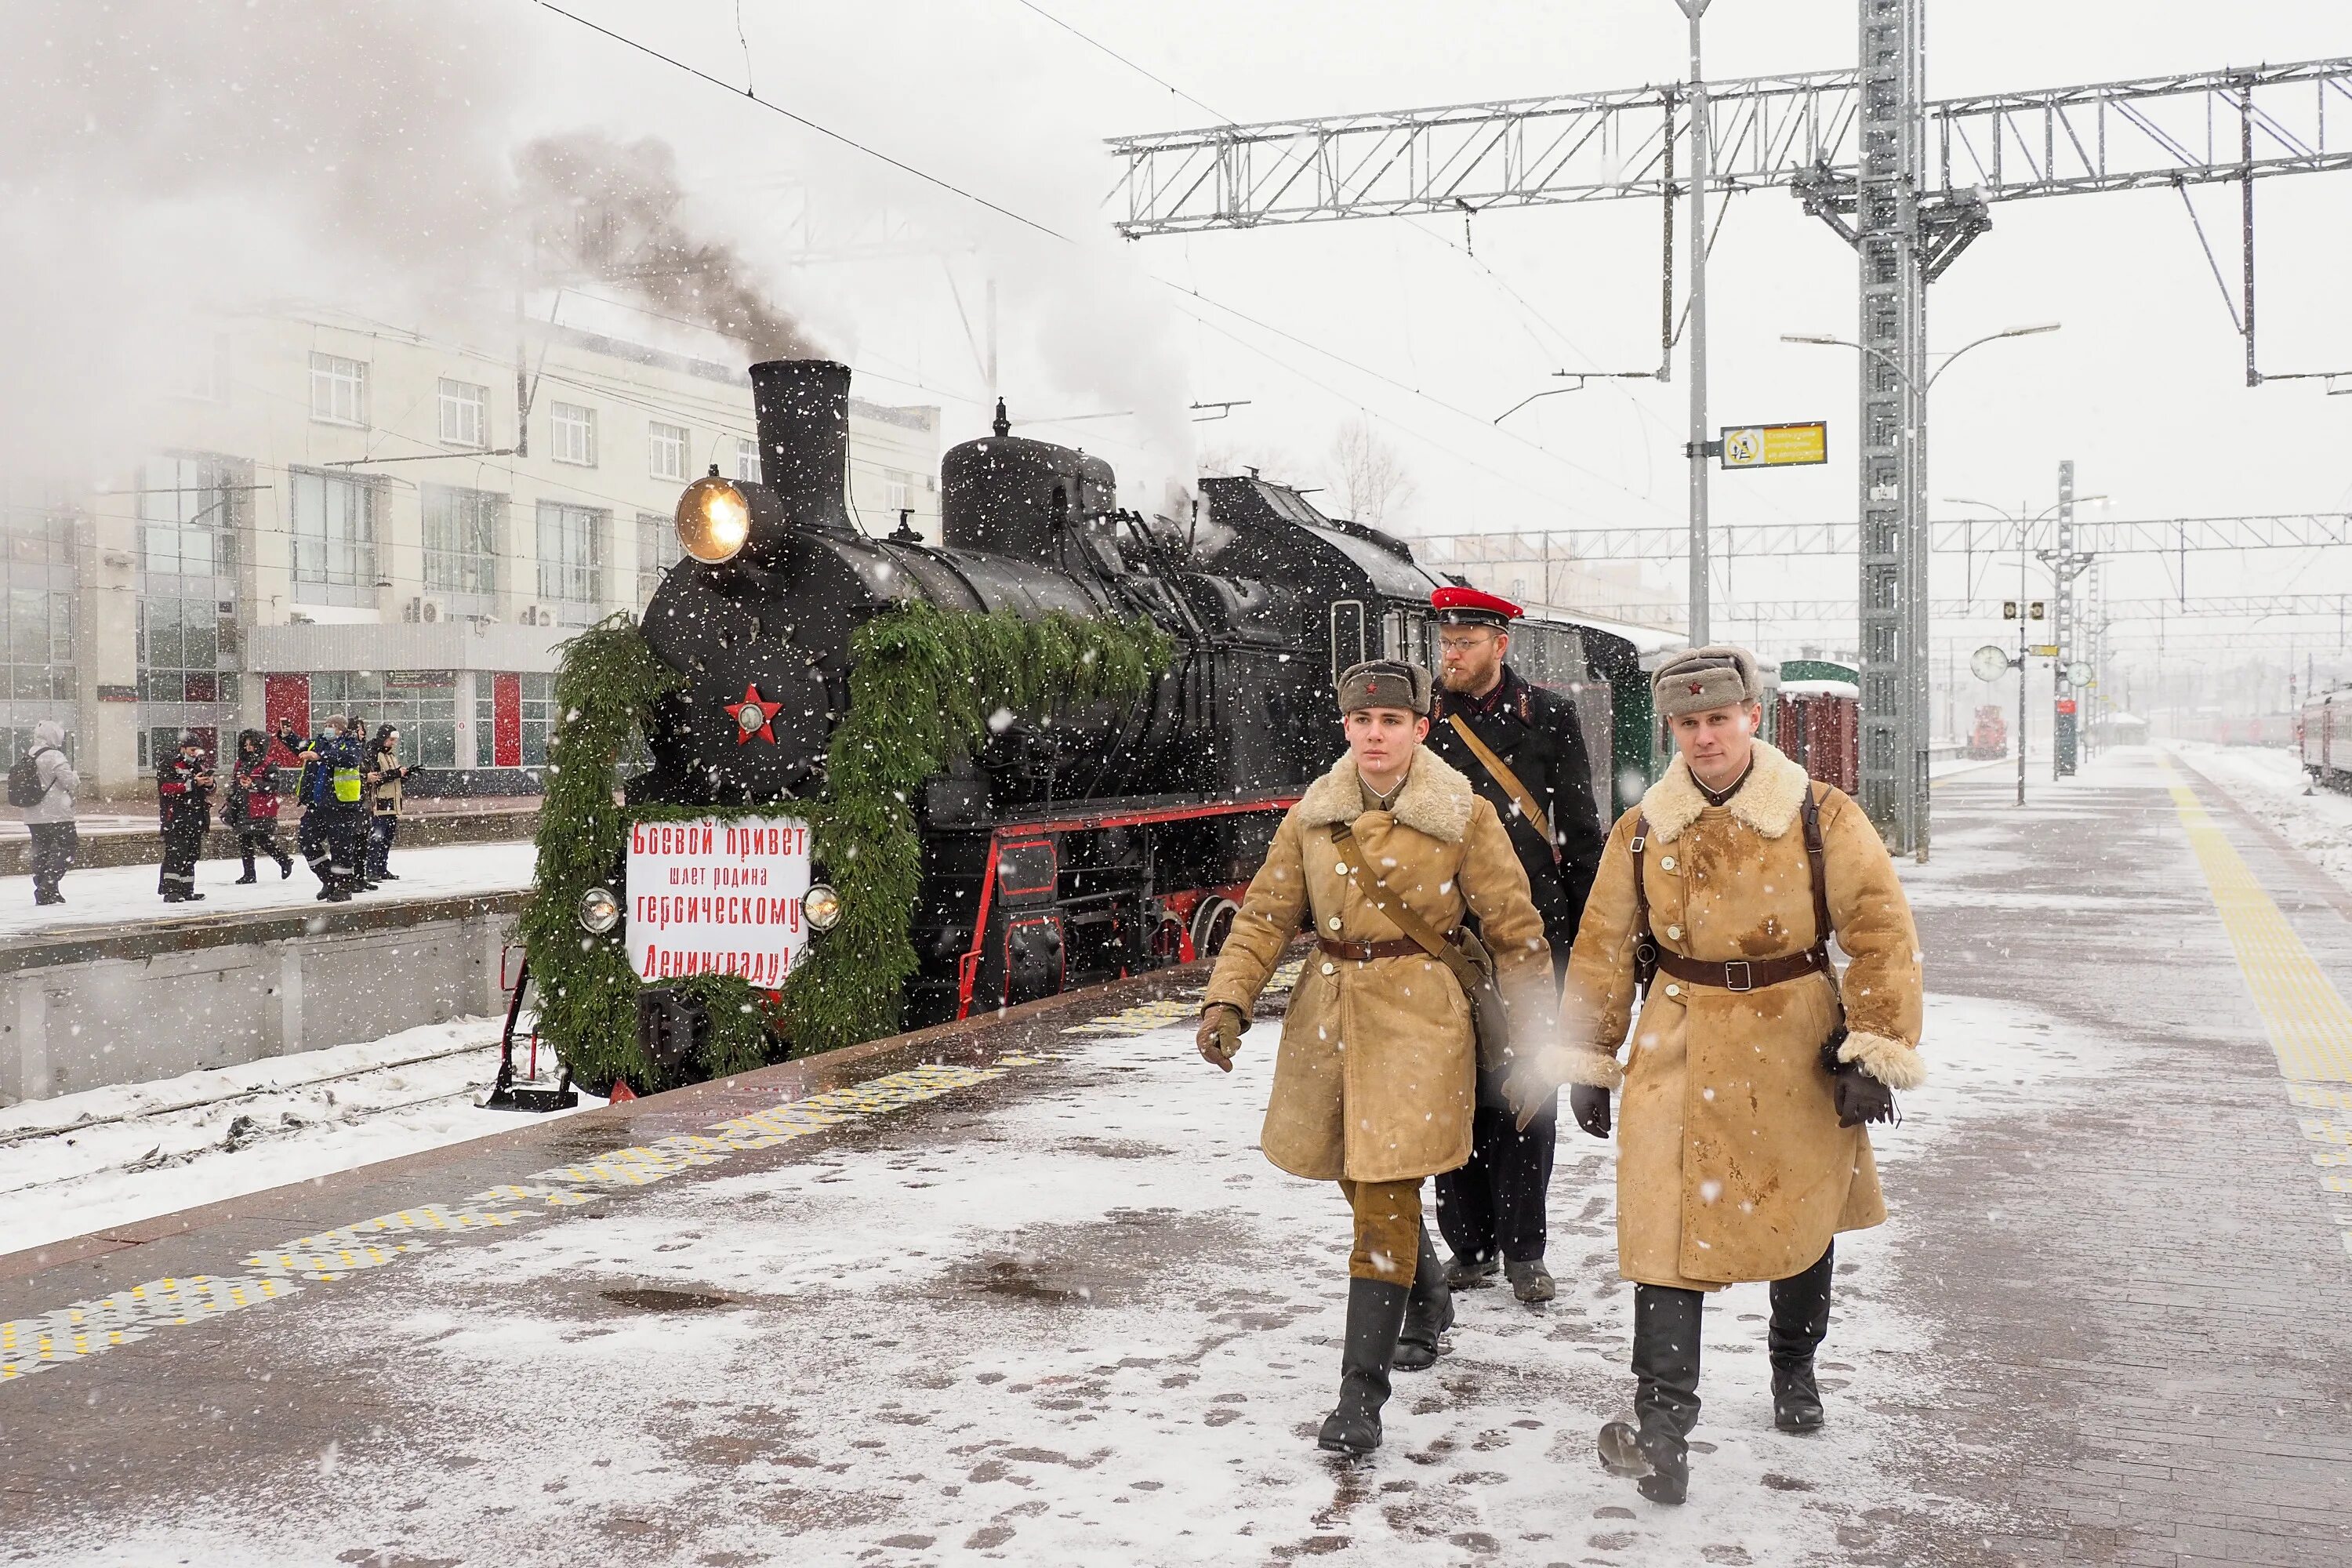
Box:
left=1337, top=1178, right=1421, bottom=1285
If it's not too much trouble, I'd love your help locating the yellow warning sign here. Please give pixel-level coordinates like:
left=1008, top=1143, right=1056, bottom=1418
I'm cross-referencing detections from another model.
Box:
left=1720, top=422, right=1829, bottom=469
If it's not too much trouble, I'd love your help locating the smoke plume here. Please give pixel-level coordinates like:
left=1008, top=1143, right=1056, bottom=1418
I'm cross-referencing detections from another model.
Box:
left=516, top=132, right=823, bottom=362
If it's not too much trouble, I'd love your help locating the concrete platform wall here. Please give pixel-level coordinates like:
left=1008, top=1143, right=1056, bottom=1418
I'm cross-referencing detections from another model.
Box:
left=0, top=893, right=528, bottom=1104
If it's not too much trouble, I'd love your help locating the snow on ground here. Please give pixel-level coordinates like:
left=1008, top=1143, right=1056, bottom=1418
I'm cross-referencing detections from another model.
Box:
left=0, top=837, right=534, bottom=938
left=13, top=982, right=2094, bottom=1567
left=2167, top=739, right=2352, bottom=895
left=0, top=1018, right=599, bottom=1257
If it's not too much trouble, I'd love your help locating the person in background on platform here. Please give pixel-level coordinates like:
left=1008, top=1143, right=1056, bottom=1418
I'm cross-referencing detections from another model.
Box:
left=1510, top=644, right=1925, bottom=1506
left=1425, top=586, right=1610, bottom=1304
left=22, top=720, right=78, bottom=906
left=226, top=729, right=293, bottom=883
left=366, top=724, right=413, bottom=883
left=1196, top=659, right=1554, bottom=1457
left=156, top=730, right=214, bottom=903
left=281, top=713, right=365, bottom=902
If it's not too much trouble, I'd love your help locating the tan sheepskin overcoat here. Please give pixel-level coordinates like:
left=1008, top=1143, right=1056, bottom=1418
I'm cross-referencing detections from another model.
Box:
left=1545, top=741, right=1924, bottom=1290
left=1204, top=746, right=1555, bottom=1184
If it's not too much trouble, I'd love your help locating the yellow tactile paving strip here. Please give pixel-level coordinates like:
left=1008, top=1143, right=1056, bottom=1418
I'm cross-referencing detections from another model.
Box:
left=0, top=1054, right=1048, bottom=1384
left=2167, top=771, right=2352, bottom=1255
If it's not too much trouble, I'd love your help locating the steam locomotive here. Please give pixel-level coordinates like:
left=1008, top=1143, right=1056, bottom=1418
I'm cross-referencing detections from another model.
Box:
left=616, top=358, right=1657, bottom=1029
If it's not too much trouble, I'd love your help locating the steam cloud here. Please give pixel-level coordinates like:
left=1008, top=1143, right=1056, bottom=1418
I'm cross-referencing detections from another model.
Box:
left=0, top=1, right=816, bottom=477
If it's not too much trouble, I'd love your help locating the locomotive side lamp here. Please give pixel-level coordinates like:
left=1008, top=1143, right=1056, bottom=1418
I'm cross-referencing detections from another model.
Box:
left=803, top=884, right=843, bottom=931
left=675, top=466, right=751, bottom=563
left=579, top=886, right=622, bottom=935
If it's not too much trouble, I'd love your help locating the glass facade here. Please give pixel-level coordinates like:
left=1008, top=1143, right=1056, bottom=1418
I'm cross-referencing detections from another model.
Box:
left=137, top=454, right=242, bottom=750
left=475, top=671, right=554, bottom=767
left=290, top=468, right=382, bottom=607
left=422, top=484, right=503, bottom=612
left=0, top=493, right=74, bottom=706
left=636, top=511, right=681, bottom=606
left=535, top=501, right=606, bottom=619
left=308, top=670, right=459, bottom=768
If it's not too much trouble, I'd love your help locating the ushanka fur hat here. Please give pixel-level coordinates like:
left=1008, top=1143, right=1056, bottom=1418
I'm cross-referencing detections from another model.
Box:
left=1336, top=658, right=1433, bottom=716
left=1652, top=644, right=1763, bottom=719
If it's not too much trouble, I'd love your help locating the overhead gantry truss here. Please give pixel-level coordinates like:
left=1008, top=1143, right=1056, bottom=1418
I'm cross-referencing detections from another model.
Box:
left=1109, top=57, right=2352, bottom=235
left=1569, top=593, right=2352, bottom=626
left=1411, top=512, right=2352, bottom=562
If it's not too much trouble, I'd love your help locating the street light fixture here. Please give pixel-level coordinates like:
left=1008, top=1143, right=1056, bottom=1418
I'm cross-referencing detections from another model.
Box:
left=1777, top=322, right=2062, bottom=858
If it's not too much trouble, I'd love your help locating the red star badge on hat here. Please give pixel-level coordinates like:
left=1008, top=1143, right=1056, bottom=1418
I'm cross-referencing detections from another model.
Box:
left=732, top=683, right=783, bottom=746
left=1687, top=681, right=1705, bottom=695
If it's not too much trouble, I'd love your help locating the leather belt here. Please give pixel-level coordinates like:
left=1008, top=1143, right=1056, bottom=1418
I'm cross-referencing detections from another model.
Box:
left=1316, top=936, right=1425, bottom=962
left=1650, top=946, right=1828, bottom=993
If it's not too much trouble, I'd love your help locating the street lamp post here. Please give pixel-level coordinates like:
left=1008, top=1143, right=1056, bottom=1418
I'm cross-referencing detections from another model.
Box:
left=1677, top=0, right=1714, bottom=644
left=1779, top=322, right=2060, bottom=858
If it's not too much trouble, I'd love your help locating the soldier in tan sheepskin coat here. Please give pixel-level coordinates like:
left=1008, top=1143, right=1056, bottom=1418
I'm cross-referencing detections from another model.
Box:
left=1197, top=658, right=1553, bottom=1459
left=1513, top=644, right=1923, bottom=1505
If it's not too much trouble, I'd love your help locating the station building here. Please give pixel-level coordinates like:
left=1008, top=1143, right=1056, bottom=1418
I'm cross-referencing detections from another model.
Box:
left=0, top=307, right=939, bottom=797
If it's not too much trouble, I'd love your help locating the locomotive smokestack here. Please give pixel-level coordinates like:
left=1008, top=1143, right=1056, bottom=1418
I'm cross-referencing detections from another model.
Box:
left=750, top=359, right=853, bottom=534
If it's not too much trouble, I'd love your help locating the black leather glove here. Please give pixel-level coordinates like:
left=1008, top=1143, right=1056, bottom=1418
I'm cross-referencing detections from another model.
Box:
left=1196, top=1004, right=1245, bottom=1072
left=1831, top=1064, right=1896, bottom=1127
left=1569, top=1083, right=1613, bottom=1139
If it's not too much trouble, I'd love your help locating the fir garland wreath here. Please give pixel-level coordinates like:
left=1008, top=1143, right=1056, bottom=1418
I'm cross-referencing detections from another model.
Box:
left=523, top=602, right=1172, bottom=1093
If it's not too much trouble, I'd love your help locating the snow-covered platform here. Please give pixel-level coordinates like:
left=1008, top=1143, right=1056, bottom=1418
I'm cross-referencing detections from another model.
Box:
left=2, top=750, right=2350, bottom=1566
left=0, top=841, right=535, bottom=1104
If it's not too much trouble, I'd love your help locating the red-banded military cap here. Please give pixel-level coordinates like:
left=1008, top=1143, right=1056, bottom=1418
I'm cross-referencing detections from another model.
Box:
left=1431, top=585, right=1523, bottom=626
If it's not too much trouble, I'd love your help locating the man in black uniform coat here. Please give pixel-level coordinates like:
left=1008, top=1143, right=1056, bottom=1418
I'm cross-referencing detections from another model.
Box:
left=1425, top=586, right=1608, bottom=1301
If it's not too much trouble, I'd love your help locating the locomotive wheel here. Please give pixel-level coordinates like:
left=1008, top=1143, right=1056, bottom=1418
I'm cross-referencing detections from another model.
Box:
left=1189, top=896, right=1240, bottom=959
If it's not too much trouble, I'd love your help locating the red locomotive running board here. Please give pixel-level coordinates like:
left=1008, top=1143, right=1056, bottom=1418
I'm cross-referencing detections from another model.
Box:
left=952, top=794, right=1301, bottom=1020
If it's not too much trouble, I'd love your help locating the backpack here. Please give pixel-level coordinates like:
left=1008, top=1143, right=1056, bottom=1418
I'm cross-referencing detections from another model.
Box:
left=7, top=748, right=55, bottom=809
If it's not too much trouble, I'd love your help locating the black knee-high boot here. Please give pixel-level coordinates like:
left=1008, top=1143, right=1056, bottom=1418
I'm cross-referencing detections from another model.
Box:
left=1319, top=1278, right=1409, bottom=1457
left=1394, top=1221, right=1453, bottom=1371
left=1630, top=1283, right=1704, bottom=1504
left=1768, top=1243, right=1835, bottom=1432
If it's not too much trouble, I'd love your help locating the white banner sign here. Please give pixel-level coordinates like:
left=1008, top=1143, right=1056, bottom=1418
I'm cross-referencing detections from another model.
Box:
left=626, top=815, right=814, bottom=986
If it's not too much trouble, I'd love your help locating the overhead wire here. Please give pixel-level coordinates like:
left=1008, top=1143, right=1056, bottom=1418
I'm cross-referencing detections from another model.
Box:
left=520, top=0, right=1682, bottom=523
left=1006, top=1, right=1236, bottom=125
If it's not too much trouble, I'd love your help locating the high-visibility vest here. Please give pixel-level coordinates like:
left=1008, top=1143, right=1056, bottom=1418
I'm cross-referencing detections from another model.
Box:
left=332, top=761, right=363, bottom=804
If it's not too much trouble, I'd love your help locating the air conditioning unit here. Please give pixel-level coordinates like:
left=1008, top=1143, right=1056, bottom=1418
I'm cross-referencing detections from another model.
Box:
left=401, top=597, right=448, bottom=624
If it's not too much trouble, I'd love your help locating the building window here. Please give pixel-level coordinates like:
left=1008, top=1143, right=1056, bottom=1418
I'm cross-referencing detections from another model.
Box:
left=550, top=401, right=596, bottom=466
left=422, top=485, right=503, bottom=599
left=636, top=512, right=682, bottom=604
left=438, top=379, right=488, bottom=448
left=309, top=352, right=367, bottom=426
left=135, top=597, right=230, bottom=703
left=2, top=586, right=73, bottom=702
left=884, top=469, right=913, bottom=516
left=648, top=421, right=687, bottom=481
left=310, top=670, right=458, bottom=768
left=290, top=469, right=381, bottom=606
left=535, top=501, right=606, bottom=611
left=139, top=455, right=240, bottom=579
left=734, top=437, right=759, bottom=483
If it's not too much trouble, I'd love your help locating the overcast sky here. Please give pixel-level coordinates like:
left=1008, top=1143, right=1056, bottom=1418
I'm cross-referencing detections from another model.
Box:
left=9, top=1, right=2349, bottom=673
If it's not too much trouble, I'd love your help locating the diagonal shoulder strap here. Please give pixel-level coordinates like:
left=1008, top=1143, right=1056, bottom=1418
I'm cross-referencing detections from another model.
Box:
left=1802, top=785, right=1832, bottom=960
left=1327, top=822, right=1485, bottom=995
left=1445, top=714, right=1557, bottom=864
left=1629, top=813, right=1657, bottom=996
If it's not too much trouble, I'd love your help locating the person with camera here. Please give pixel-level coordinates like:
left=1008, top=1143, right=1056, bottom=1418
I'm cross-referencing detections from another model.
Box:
left=225, top=729, right=294, bottom=883
left=1510, top=645, right=1924, bottom=1505
left=279, top=713, right=366, bottom=902
left=16, top=720, right=78, bottom=906
left=1195, top=659, right=1555, bottom=1458
left=155, top=730, right=216, bottom=902
left=365, top=724, right=415, bottom=884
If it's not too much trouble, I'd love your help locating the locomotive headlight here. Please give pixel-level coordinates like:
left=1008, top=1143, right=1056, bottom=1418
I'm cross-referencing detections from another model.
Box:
left=579, top=886, right=622, bottom=935
left=675, top=466, right=751, bottom=564
left=803, top=883, right=843, bottom=931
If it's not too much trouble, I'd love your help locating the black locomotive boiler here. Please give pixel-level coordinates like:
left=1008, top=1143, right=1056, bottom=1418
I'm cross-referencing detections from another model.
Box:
left=630, top=358, right=1642, bottom=1028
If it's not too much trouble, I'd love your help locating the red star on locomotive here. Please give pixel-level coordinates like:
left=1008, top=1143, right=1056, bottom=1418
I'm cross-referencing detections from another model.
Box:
left=732, top=683, right=783, bottom=746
